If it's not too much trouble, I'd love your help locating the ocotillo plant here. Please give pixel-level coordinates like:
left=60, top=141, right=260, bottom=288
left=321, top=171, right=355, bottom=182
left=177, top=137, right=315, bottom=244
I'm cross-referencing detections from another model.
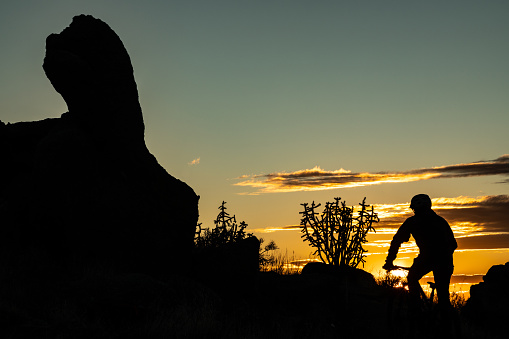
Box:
left=300, top=197, right=379, bottom=268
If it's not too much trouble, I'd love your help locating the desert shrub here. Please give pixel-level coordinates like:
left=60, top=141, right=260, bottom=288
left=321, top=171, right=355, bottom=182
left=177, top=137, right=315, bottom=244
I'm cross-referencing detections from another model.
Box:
left=300, top=197, right=378, bottom=268
left=259, top=238, right=279, bottom=270
left=376, top=270, right=405, bottom=289
left=195, top=202, right=279, bottom=268
left=259, top=248, right=307, bottom=275
left=450, top=290, right=467, bottom=310
left=195, top=201, right=252, bottom=249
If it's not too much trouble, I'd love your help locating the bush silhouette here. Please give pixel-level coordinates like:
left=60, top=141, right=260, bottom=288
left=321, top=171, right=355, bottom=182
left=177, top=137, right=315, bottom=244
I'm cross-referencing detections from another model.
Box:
left=300, top=197, right=378, bottom=268
left=258, top=238, right=279, bottom=271
left=195, top=202, right=279, bottom=271
left=195, top=201, right=252, bottom=249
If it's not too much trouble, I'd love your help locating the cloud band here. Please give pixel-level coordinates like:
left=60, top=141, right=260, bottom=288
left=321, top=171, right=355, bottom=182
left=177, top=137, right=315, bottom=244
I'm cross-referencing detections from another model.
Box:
left=235, top=155, right=509, bottom=194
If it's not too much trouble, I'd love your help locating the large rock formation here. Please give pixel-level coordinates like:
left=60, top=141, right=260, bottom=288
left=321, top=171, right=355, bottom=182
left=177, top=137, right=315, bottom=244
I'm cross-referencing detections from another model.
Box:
left=0, top=15, right=199, bottom=279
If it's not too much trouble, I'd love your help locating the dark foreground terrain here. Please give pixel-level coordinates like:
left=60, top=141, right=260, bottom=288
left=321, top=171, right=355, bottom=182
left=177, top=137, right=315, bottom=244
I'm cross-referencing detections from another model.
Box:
left=0, top=262, right=507, bottom=339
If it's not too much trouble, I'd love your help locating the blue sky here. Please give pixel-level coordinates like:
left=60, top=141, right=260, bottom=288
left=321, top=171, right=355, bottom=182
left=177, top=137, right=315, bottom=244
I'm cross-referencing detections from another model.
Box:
left=1, top=1, right=508, bottom=277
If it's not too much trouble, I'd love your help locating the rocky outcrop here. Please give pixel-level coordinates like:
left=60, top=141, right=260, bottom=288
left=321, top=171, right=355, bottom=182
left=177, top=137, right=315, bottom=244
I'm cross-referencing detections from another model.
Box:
left=464, top=262, right=509, bottom=336
left=0, top=15, right=199, bottom=279
left=42, top=14, right=144, bottom=143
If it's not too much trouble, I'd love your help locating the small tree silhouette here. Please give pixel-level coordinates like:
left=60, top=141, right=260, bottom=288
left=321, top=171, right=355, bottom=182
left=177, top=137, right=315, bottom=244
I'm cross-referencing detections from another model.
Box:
left=195, top=201, right=252, bottom=248
left=300, top=197, right=378, bottom=268
left=258, top=238, right=279, bottom=270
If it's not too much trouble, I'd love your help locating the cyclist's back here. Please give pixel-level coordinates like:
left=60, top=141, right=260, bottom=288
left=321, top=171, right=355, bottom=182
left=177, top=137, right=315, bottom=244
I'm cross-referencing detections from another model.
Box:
left=393, top=209, right=457, bottom=262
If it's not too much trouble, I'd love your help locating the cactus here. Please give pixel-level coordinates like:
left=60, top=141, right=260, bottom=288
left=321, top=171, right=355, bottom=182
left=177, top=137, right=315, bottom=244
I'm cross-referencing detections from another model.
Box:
left=300, top=197, right=378, bottom=268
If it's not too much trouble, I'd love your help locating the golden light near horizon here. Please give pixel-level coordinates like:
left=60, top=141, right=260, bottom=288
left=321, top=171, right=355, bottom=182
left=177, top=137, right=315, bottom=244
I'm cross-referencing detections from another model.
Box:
left=251, top=194, right=509, bottom=296
left=369, top=196, right=509, bottom=257
left=382, top=196, right=507, bottom=296
left=388, top=269, right=408, bottom=278
left=255, top=195, right=509, bottom=249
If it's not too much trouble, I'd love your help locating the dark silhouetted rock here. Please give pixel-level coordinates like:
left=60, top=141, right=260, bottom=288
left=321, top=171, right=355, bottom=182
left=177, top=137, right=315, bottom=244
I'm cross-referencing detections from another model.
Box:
left=42, top=14, right=144, bottom=143
left=0, top=15, right=199, bottom=279
left=464, top=262, right=509, bottom=336
left=301, top=262, right=376, bottom=287
left=194, top=236, right=260, bottom=276
left=256, top=263, right=386, bottom=338
left=190, top=236, right=260, bottom=305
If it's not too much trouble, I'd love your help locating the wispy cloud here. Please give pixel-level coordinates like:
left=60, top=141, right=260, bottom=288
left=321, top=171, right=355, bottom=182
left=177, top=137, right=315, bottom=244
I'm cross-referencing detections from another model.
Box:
left=188, top=157, right=200, bottom=166
left=377, top=195, right=509, bottom=232
left=456, top=234, right=509, bottom=249
left=249, top=225, right=301, bottom=233
left=371, top=195, right=509, bottom=253
left=429, top=195, right=509, bottom=234
left=235, top=155, right=509, bottom=194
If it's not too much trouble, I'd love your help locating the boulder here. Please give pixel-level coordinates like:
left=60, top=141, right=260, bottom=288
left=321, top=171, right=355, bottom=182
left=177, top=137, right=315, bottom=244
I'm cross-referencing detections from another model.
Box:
left=0, top=15, right=199, bottom=279
left=301, top=262, right=376, bottom=287
left=194, top=236, right=261, bottom=275
left=190, top=236, right=260, bottom=304
left=465, top=262, right=509, bottom=336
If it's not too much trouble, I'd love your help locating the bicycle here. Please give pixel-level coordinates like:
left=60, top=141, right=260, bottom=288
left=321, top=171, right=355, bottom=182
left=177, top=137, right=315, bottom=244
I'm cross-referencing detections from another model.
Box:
left=384, top=265, right=461, bottom=338
left=389, top=265, right=437, bottom=304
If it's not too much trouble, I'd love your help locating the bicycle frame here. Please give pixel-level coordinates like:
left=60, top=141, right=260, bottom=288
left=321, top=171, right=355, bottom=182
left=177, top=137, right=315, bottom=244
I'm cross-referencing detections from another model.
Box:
left=385, top=265, right=436, bottom=304
left=384, top=265, right=461, bottom=337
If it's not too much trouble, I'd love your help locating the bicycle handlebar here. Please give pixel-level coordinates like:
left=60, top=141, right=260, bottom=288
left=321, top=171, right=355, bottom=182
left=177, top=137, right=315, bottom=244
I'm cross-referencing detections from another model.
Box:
left=385, top=265, right=411, bottom=271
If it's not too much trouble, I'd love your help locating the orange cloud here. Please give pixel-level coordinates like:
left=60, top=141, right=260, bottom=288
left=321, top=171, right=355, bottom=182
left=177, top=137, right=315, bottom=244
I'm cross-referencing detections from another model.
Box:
left=234, top=155, right=509, bottom=194
left=249, top=225, right=300, bottom=233
left=373, top=195, right=509, bottom=252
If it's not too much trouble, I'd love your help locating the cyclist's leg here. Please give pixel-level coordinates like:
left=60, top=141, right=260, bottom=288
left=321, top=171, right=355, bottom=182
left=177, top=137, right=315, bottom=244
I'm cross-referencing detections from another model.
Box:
left=433, top=260, right=453, bottom=308
left=433, top=257, right=457, bottom=335
left=407, top=255, right=433, bottom=331
left=408, top=256, right=432, bottom=304
left=405, top=257, right=433, bottom=334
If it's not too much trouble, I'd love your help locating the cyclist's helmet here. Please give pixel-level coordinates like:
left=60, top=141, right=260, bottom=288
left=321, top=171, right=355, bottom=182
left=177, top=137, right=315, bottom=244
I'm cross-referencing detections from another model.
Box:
left=410, top=194, right=432, bottom=210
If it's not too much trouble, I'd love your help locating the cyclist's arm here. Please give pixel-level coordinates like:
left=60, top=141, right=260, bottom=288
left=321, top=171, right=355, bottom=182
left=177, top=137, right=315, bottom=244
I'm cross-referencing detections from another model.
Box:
left=385, top=220, right=411, bottom=267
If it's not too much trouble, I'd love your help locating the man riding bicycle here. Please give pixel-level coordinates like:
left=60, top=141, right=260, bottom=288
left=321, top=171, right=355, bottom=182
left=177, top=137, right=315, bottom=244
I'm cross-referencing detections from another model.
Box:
left=383, top=194, right=457, bottom=312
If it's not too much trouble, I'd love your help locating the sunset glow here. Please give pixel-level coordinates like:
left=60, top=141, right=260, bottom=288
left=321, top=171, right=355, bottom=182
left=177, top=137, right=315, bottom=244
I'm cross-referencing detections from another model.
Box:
left=251, top=194, right=509, bottom=296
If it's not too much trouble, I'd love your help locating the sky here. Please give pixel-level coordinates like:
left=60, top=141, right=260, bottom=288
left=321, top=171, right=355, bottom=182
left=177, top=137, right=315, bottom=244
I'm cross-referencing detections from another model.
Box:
left=1, top=1, right=508, bottom=293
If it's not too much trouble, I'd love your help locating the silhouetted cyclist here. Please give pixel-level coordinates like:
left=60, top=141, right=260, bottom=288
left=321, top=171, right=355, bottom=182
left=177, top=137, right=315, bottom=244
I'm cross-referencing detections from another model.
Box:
left=383, top=194, right=457, bottom=316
